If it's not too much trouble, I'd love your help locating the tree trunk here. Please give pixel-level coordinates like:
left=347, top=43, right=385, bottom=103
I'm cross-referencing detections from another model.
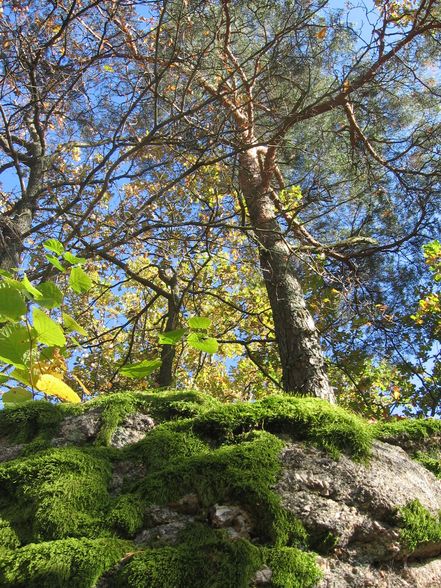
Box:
left=0, top=140, right=44, bottom=271
left=239, top=147, right=335, bottom=402
left=157, top=269, right=180, bottom=388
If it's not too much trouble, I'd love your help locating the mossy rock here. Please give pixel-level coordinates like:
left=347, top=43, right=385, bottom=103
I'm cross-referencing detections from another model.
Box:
left=0, top=390, right=438, bottom=587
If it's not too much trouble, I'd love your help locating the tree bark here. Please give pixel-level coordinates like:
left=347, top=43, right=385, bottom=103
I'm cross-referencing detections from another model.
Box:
left=239, top=147, right=335, bottom=402
left=0, top=139, right=45, bottom=271
left=157, top=268, right=180, bottom=388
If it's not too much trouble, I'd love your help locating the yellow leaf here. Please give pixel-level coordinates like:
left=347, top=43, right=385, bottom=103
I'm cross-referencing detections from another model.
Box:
left=316, top=27, right=327, bottom=40
left=36, top=374, right=81, bottom=403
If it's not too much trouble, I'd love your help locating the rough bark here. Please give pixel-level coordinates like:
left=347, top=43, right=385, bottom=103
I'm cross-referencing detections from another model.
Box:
left=157, top=268, right=180, bottom=388
left=239, top=147, right=335, bottom=402
left=0, top=140, right=44, bottom=271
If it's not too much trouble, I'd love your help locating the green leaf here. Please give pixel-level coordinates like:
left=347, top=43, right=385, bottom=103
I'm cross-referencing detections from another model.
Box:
left=0, top=325, right=31, bottom=368
left=62, top=312, right=88, bottom=336
left=22, top=274, right=43, bottom=299
left=0, top=285, right=27, bottom=321
left=36, top=282, right=64, bottom=309
left=46, top=255, right=65, bottom=272
left=43, top=239, right=65, bottom=255
left=120, top=358, right=162, bottom=379
left=10, top=368, right=33, bottom=387
left=3, top=387, right=32, bottom=405
left=188, top=316, right=212, bottom=330
left=158, top=328, right=186, bottom=345
left=32, top=308, right=66, bottom=347
left=63, top=251, right=87, bottom=265
left=0, top=374, right=9, bottom=384
left=187, top=332, right=218, bottom=354
left=69, top=267, right=92, bottom=293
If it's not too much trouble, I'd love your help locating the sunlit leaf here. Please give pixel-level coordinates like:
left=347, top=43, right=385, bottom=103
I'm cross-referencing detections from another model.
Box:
left=36, top=373, right=81, bottom=403
left=3, top=387, right=32, bottom=405
left=32, top=308, right=66, bottom=347
left=36, top=282, right=64, bottom=309
left=0, top=285, right=26, bottom=321
left=120, top=358, right=162, bottom=378
left=69, top=267, right=92, bottom=293
left=63, top=251, right=87, bottom=265
left=62, top=312, right=87, bottom=336
left=188, top=316, right=212, bottom=330
left=22, top=274, right=43, bottom=299
left=0, top=325, right=31, bottom=368
left=187, top=332, right=218, bottom=354
left=46, top=255, right=65, bottom=272
left=43, top=239, right=65, bottom=255
left=158, top=328, right=186, bottom=345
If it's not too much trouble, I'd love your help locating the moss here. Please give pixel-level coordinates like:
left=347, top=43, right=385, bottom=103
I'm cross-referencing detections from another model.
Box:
left=0, top=537, right=130, bottom=587
left=374, top=418, right=441, bottom=445
left=0, top=518, right=20, bottom=549
left=0, top=401, right=66, bottom=444
left=414, top=452, right=441, bottom=479
left=1, top=391, right=380, bottom=586
left=136, top=430, right=307, bottom=548
left=128, top=423, right=210, bottom=469
left=84, top=389, right=220, bottom=446
left=112, top=525, right=320, bottom=588
left=109, top=494, right=145, bottom=536
left=399, top=499, right=441, bottom=551
left=0, top=447, right=112, bottom=543
left=263, top=546, right=322, bottom=588
left=193, top=395, right=373, bottom=459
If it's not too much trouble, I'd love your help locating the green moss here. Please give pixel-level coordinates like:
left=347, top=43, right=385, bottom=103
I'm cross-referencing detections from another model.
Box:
left=399, top=500, right=441, bottom=551
left=263, top=546, right=322, bottom=588
left=0, top=401, right=66, bottom=444
left=84, top=389, right=220, bottom=446
left=375, top=418, right=441, bottom=445
left=128, top=423, right=209, bottom=469
left=136, top=430, right=306, bottom=547
left=109, top=494, right=145, bottom=536
left=414, top=452, right=441, bottom=479
left=0, top=537, right=130, bottom=587
left=112, top=525, right=320, bottom=588
left=0, top=447, right=112, bottom=543
left=193, top=395, right=373, bottom=459
left=1, top=391, right=379, bottom=586
left=0, top=518, right=20, bottom=549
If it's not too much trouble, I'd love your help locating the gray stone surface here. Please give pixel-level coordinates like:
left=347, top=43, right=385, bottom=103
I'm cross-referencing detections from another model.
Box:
left=110, top=413, right=155, bottom=448
left=275, top=439, right=441, bottom=587
left=209, top=503, right=253, bottom=539
left=135, top=505, right=195, bottom=546
left=51, top=407, right=102, bottom=446
left=0, top=442, right=23, bottom=462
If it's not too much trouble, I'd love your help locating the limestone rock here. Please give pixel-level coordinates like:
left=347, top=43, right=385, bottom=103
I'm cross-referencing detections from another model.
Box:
left=276, top=439, right=441, bottom=586
left=110, top=413, right=155, bottom=448
left=51, top=407, right=102, bottom=446
left=209, top=503, right=253, bottom=539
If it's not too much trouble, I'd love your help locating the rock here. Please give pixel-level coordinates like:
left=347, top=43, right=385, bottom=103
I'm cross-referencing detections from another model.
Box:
left=276, top=439, right=441, bottom=586
left=209, top=504, right=253, bottom=539
left=0, top=442, right=23, bottom=462
left=135, top=506, right=195, bottom=546
left=253, top=565, right=273, bottom=585
left=51, top=408, right=102, bottom=446
left=110, top=413, right=155, bottom=448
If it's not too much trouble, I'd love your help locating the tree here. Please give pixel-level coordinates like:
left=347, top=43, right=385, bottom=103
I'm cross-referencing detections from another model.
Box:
left=0, top=0, right=440, bottom=407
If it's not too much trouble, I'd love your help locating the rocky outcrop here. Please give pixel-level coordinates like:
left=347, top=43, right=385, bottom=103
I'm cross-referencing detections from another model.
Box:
left=0, top=391, right=440, bottom=587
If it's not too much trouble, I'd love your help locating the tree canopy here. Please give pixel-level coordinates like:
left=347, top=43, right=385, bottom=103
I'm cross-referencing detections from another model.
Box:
left=0, top=0, right=440, bottom=417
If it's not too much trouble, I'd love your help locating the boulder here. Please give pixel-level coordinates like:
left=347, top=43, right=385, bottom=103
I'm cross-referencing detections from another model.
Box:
left=0, top=390, right=440, bottom=587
